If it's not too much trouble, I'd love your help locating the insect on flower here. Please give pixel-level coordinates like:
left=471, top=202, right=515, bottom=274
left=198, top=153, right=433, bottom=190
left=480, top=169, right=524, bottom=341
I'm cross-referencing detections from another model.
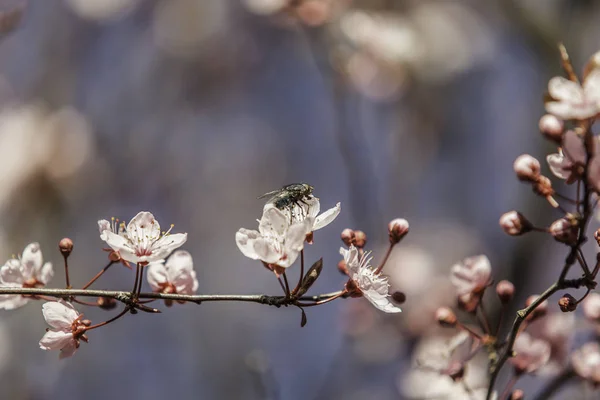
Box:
left=258, top=183, right=314, bottom=211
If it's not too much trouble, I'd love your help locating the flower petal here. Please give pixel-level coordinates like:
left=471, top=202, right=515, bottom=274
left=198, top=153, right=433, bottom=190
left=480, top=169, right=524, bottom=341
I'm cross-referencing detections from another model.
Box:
left=236, top=229, right=261, bottom=260
left=21, top=242, right=42, bottom=279
left=546, top=153, right=570, bottom=180
left=165, top=250, right=194, bottom=273
left=584, top=69, right=600, bottom=102
left=253, top=237, right=280, bottom=264
left=42, top=301, right=79, bottom=330
left=340, top=246, right=360, bottom=275
left=146, top=262, right=168, bottom=292
left=259, top=205, right=289, bottom=238
left=98, top=219, right=111, bottom=235
left=0, top=259, right=24, bottom=285
left=151, top=233, right=188, bottom=260
left=37, top=262, right=53, bottom=285
left=39, top=330, right=74, bottom=351
left=548, top=76, right=583, bottom=102
left=0, top=294, right=28, bottom=310
left=59, top=339, right=78, bottom=359
left=364, top=291, right=402, bottom=313
left=101, top=231, right=138, bottom=262
left=313, top=202, right=341, bottom=231
left=127, top=211, right=160, bottom=243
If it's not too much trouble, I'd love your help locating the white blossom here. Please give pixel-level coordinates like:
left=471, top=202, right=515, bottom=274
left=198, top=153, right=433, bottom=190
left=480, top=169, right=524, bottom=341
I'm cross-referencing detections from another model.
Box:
left=510, top=332, right=551, bottom=374
left=284, top=196, right=341, bottom=233
left=99, top=211, right=187, bottom=264
left=236, top=204, right=312, bottom=269
left=0, top=243, right=53, bottom=310
left=340, top=245, right=401, bottom=313
left=572, top=342, right=600, bottom=384
left=147, top=250, right=198, bottom=295
left=545, top=70, right=600, bottom=120
left=39, top=301, right=82, bottom=359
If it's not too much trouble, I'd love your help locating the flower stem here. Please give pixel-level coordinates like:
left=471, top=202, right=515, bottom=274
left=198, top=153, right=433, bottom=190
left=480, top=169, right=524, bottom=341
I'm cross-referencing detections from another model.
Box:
left=293, top=249, right=305, bottom=295
left=374, top=243, right=395, bottom=275
left=282, top=272, right=291, bottom=298
left=82, top=261, right=115, bottom=290
left=85, top=307, right=130, bottom=331
left=62, top=252, right=71, bottom=289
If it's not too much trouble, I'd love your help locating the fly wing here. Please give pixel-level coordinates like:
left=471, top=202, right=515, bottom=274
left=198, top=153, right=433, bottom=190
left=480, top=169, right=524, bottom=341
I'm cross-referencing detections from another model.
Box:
left=257, top=188, right=283, bottom=199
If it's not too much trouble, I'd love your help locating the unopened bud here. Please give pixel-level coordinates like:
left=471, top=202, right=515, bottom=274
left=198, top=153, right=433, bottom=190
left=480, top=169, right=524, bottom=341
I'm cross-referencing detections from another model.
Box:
left=539, top=114, right=564, bottom=143
left=509, top=389, right=525, bottom=400
left=354, top=230, right=367, bottom=248
left=496, top=280, right=515, bottom=304
left=97, top=297, right=117, bottom=310
left=435, top=307, right=457, bottom=327
left=345, top=279, right=362, bottom=298
left=81, top=319, right=92, bottom=327
left=392, top=291, right=406, bottom=304
left=549, top=217, right=578, bottom=245
left=525, top=295, right=548, bottom=320
left=532, top=175, right=554, bottom=197
left=457, top=292, right=480, bottom=313
left=499, top=211, right=532, bottom=236
left=388, top=218, right=409, bottom=244
left=59, top=238, right=74, bottom=257
left=594, top=229, right=600, bottom=246
left=514, top=154, right=541, bottom=182
left=558, top=293, right=577, bottom=312
left=341, top=229, right=355, bottom=246
left=337, top=259, right=348, bottom=275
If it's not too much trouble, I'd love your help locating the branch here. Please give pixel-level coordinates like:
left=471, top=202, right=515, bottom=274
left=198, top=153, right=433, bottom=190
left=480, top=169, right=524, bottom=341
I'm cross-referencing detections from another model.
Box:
left=0, top=287, right=346, bottom=308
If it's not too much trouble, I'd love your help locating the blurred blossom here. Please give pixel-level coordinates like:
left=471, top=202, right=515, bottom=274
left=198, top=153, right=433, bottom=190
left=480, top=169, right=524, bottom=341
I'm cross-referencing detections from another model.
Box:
left=334, top=2, right=493, bottom=98
left=400, top=332, right=493, bottom=400
left=527, top=312, right=575, bottom=375
left=64, top=0, right=140, bottom=21
left=153, top=0, right=229, bottom=58
left=582, top=292, right=600, bottom=321
left=545, top=70, right=600, bottom=120
left=243, top=0, right=288, bottom=16
left=571, top=342, right=600, bottom=385
left=0, top=104, right=94, bottom=211
left=510, top=332, right=551, bottom=374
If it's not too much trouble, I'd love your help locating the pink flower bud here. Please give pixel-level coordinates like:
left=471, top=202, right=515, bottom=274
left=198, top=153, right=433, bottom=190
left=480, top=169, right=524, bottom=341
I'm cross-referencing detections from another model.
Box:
left=549, top=217, right=578, bottom=245
left=499, top=211, right=532, bottom=236
left=388, top=218, right=409, bottom=244
left=337, top=259, right=348, bottom=276
left=510, top=389, right=525, bottom=400
left=532, top=175, right=554, bottom=197
left=354, top=230, right=367, bottom=248
left=340, top=229, right=355, bottom=246
left=496, top=280, right=515, bottom=304
left=514, top=154, right=541, bottom=182
left=539, top=114, right=564, bottom=143
left=59, top=238, right=74, bottom=257
left=572, top=342, right=600, bottom=384
left=435, top=307, right=457, bottom=327
left=558, top=293, right=577, bottom=312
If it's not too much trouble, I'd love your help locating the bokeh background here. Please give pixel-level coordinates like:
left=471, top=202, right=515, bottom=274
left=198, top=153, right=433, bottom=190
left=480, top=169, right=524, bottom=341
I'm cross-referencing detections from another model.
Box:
left=0, top=0, right=598, bottom=399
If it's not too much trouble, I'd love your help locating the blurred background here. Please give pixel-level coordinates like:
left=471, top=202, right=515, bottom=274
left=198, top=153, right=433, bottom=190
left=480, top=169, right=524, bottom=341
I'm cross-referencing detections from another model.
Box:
left=0, top=0, right=598, bottom=399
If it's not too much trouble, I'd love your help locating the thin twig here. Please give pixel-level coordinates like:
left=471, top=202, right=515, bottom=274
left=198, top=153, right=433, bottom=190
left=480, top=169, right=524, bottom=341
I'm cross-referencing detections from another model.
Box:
left=82, top=261, right=115, bottom=290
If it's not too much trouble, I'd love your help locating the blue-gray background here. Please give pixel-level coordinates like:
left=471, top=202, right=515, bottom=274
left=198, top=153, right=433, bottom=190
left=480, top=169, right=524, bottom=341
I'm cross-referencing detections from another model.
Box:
left=0, top=0, right=598, bottom=399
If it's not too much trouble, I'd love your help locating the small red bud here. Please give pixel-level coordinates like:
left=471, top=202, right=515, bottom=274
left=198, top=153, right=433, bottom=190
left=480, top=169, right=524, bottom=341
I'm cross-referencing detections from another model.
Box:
left=59, top=238, right=74, bottom=257
left=81, top=319, right=92, bottom=327
left=354, top=230, right=367, bottom=248
left=558, top=293, right=577, bottom=312
left=532, top=175, right=554, bottom=197
left=539, top=114, right=564, bottom=143
left=496, top=280, right=515, bottom=304
left=435, top=307, right=457, bottom=327
left=388, top=218, right=409, bottom=244
left=513, top=154, right=541, bottom=182
left=341, top=229, right=355, bottom=247
left=97, top=297, right=117, bottom=310
left=499, top=211, right=532, bottom=236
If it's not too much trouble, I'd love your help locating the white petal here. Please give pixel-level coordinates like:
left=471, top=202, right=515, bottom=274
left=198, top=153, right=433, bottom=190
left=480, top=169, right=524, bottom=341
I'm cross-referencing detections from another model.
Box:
left=253, top=238, right=281, bottom=264
left=173, top=269, right=198, bottom=295
left=127, top=211, right=160, bottom=243
left=21, top=242, right=42, bottom=278
left=548, top=76, right=584, bottom=102
left=285, top=219, right=311, bottom=252
left=364, top=291, right=402, bottom=313
left=276, top=249, right=301, bottom=269
left=59, top=340, right=78, bottom=359
left=546, top=153, right=570, bottom=180
left=0, top=260, right=24, bottom=285
left=98, top=219, right=111, bottom=234
left=146, top=262, right=168, bottom=292
left=165, top=250, right=194, bottom=273
left=259, top=205, right=289, bottom=237
left=39, top=330, right=74, bottom=351
left=313, top=202, right=341, bottom=231
left=340, top=245, right=360, bottom=274
left=584, top=69, right=600, bottom=102
left=42, top=301, right=79, bottom=330
left=152, top=233, right=187, bottom=258
left=235, top=229, right=261, bottom=260
left=37, top=262, right=53, bottom=285
left=304, top=196, right=321, bottom=219
left=101, top=231, right=138, bottom=262
left=0, top=294, right=28, bottom=310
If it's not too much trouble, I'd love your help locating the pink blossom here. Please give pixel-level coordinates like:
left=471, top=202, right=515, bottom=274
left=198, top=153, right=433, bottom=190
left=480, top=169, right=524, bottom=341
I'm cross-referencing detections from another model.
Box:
left=510, top=332, right=551, bottom=374
left=0, top=243, right=53, bottom=310
left=545, top=70, right=600, bottom=120
left=572, top=342, right=600, bottom=384
left=582, top=292, right=600, bottom=321
left=147, top=250, right=198, bottom=295
left=99, top=211, right=187, bottom=264
left=39, top=301, right=86, bottom=359
left=449, top=255, right=491, bottom=296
